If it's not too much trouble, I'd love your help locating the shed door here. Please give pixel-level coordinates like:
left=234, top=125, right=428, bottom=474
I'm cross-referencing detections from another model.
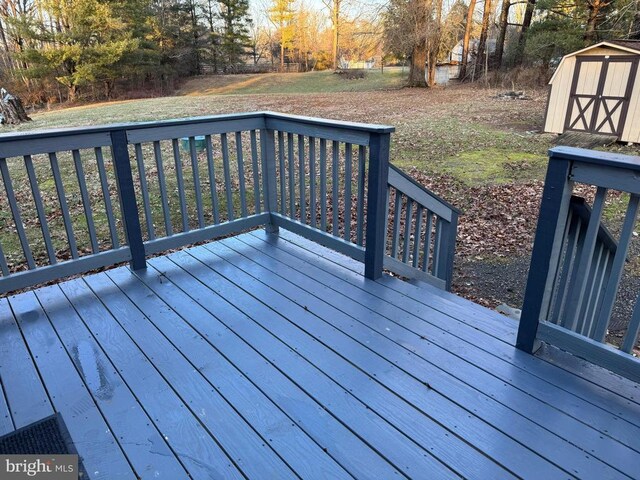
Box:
left=565, top=56, right=638, bottom=137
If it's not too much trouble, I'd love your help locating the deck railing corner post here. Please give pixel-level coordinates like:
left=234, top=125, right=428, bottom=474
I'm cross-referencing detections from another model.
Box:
left=110, top=128, right=147, bottom=270
left=517, top=155, right=573, bottom=353
left=364, top=132, right=391, bottom=280
left=260, top=127, right=279, bottom=233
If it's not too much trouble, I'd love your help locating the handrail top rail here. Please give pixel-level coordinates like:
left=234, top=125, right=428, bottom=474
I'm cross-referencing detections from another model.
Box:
left=550, top=146, right=640, bottom=172
left=0, top=111, right=395, bottom=145
left=389, top=164, right=461, bottom=215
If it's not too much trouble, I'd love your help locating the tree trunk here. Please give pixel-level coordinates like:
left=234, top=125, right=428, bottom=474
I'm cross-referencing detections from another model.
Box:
left=630, top=0, right=640, bottom=38
left=495, top=0, right=510, bottom=69
left=332, top=0, right=339, bottom=69
left=0, top=89, right=31, bottom=125
left=474, top=0, right=492, bottom=80
left=460, top=0, right=477, bottom=81
left=409, top=41, right=427, bottom=87
left=584, top=0, right=609, bottom=43
left=426, top=0, right=443, bottom=87
left=514, top=0, right=535, bottom=66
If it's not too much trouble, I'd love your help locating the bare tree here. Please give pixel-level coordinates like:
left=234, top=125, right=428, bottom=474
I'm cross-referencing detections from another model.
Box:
left=494, top=0, right=510, bottom=68
left=474, top=0, right=492, bottom=80
left=460, top=0, right=477, bottom=80
left=322, top=0, right=343, bottom=69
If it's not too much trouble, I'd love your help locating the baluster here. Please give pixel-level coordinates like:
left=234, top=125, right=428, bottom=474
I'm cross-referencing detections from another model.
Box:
left=298, top=135, right=306, bottom=222
left=549, top=211, right=579, bottom=324
left=153, top=141, right=173, bottom=236
left=432, top=217, right=443, bottom=276
left=332, top=140, right=339, bottom=236
left=278, top=131, right=286, bottom=215
left=221, top=133, right=234, bottom=221
left=320, top=139, right=327, bottom=231
left=592, top=194, right=640, bottom=342
left=24, top=155, right=56, bottom=264
left=586, top=249, right=613, bottom=338
left=412, top=205, right=423, bottom=268
left=402, top=199, right=413, bottom=264
left=582, top=244, right=608, bottom=335
left=205, top=135, right=220, bottom=224
left=0, top=243, right=8, bottom=276
left=560, top=219, right=587, bottom=329
left=171, top=139, right=189, bottom=232
left=577, top=242, right=604, bottom=335
left=72, top=149, right=99, bottom=253
left=621, top=294, right=640, bottom=353
left=0, top=158, right=35, bottom=268
left=309, top=137, right=316, bottom=228
left=95, top=147, right=120, bottom=248
left=235, top=132, right=248, bottom=218
left=344, top=143, right=352, bottom=241
left=134, top=143, right=155, bottom=241
left=356, top=145, right=366, bottom=246
left=49, top=152, right=78, bottom=259
left=189, top=137, right=205, bottom=228
left=250, top=130, right=261, bottom=214
left=422, top=210, right=433, bottom=273
left=391, top=190, right=402, bottom=259
left=288, top=133, right=295, bottom=218
left=564, top=187, right=607, bottom=330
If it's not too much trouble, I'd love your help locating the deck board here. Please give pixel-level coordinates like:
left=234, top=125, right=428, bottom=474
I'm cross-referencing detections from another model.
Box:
left=174, top=247, right=519, bottom=479
left=33, top=285, right=189, bottom=479
left=1, top=230, right=639, bottom=479
left=58, top=278, right=243, bottom=480
left=225, top=235, right=637, bottom=477
left=9, top=291, right=138, bottom=480
left=102, top=267, right=354, bottom=480
left=268, top=230, right=640, bottom=429
left=0, top=297, right=52, bottom=429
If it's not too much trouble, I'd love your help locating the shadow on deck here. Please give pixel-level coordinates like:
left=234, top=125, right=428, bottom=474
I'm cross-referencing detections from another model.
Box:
left=1, top=230, right=638, bottom=480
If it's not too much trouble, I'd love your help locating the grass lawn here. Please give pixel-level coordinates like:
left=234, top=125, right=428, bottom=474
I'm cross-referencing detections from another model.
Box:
left=2, top=70, right=639, bottom=340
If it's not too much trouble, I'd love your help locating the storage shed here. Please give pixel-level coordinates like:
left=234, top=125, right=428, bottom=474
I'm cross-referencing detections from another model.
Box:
left=544, top=40, right=640, bottom=142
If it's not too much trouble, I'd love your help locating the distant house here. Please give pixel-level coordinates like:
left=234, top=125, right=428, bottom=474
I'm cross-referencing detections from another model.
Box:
left=544, top=40, right=640, bottom=142
left=434, top=39, right=498, bottom=85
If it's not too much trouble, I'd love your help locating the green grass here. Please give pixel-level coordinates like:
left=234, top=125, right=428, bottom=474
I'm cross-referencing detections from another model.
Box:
left=390, top=117, right=550, bottom=185
left=178, top=68, right=406, bottom=96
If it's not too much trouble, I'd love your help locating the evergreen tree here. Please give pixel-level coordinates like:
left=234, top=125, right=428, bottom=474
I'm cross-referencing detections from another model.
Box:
left=218, top=0, right=251, bottom=70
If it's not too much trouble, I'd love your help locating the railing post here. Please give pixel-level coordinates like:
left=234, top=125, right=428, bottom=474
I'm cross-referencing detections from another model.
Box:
left=260, top=127, right=279, bottom=233
left=437, top=211, right=458, bottom=291
left=110, top=129, right=146, bottom=270
left=364, top=132, right=390, bottom=280
left=517, top=154, right=573, bottom=353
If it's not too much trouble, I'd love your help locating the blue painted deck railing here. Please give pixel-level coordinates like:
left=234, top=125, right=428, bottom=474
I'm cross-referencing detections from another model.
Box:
left=0, top=112, right=458, bottom=295
left=518, top=146, right=640, bottom=382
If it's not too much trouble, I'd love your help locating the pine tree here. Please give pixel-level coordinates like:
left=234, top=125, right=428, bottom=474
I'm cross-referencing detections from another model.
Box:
left=218, top=0, right=251, bottom=70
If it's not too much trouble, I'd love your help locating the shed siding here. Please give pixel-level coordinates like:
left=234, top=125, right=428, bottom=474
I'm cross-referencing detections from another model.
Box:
left=545, top=56, right=576, bottom=133
left=621, top=69, right=640, bottom=142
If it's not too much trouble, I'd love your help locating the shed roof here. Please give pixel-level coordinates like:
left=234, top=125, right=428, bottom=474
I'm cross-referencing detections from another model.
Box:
left=549, top=41, right=640, bottom=84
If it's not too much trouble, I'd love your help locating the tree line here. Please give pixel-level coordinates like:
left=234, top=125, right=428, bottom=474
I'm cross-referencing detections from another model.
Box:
left=384, top=0, right=640, bottom=87
left=1, top=0, right=639, bottom=106
left=0, top=0, right=383, bottom=106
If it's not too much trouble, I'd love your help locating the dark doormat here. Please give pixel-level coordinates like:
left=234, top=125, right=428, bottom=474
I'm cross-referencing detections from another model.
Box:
left=0, top=413, right=87, bottom=477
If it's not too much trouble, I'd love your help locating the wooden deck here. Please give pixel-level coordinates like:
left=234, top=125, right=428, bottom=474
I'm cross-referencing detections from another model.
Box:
left=1, top=230, right=639, bottom=480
